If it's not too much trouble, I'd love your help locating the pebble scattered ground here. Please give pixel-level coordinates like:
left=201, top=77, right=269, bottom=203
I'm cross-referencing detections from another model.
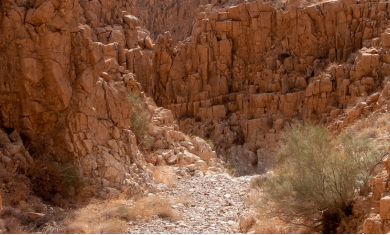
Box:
left=128, top=172, right=254, bottom=234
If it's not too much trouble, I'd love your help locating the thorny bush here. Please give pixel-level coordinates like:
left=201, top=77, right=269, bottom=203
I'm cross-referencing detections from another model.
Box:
left=261, top=124, right=385, bottom=233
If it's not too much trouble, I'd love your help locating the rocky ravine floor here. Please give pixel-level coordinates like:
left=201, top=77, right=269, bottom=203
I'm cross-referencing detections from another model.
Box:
left=128, top=172, right=254, bottom=234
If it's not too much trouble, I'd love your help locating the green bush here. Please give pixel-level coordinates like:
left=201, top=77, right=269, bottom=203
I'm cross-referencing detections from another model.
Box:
left=59, top=163, right=81, bottom=189
left=127, top=92, right=154, bottom=148
left=261, top=124, right=385, bottom=232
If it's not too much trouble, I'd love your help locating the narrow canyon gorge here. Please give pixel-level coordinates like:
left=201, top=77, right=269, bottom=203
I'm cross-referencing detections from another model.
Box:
left=1, top=0, right=390, bottom=233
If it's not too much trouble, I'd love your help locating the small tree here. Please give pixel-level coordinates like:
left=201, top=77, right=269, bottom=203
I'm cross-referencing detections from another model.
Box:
left=261, top=124, right=385, bottom=232
left=127, top=92, right=154, bottom=148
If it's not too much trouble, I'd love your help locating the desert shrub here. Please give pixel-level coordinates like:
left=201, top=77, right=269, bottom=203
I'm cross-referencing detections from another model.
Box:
left=223, top=160, right=236, bottom=177
left=27, top=160, right=81, bottom=207
left=127, top=92, right=154, bottom=148
left=261, top=124, right=384, bottom=233
left=249, top=172, right=275, bottom=189
left=206, top=139, right=215, bottom=150
left=59, top=163, right=81, bottom=189
left=27, top=161, right=66, bottom=203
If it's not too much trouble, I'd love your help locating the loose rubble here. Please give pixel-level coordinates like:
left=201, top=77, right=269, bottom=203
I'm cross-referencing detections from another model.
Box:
left=129, top=172, right=253, bottom=234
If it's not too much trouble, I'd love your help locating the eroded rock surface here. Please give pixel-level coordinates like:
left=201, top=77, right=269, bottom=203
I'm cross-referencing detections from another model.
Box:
left=0, top=0, right=217, bottom=195
left=136, top=0, right=255, bottom=44
left=136, top=0, right=390, bottom=175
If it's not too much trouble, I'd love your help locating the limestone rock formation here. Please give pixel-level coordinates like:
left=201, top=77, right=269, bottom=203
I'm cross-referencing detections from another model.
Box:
left=136, top=0, right=390, bottom=175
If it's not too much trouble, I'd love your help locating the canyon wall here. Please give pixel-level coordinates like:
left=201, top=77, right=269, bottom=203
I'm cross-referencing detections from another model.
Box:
left=139, top=0, right=390, bottom=175
left=0, top=0, right=149, bottom=192
left=0, top=0, right=219, bottom=195
left=2, top=0, right=390, bottom=188
left=136, top=0, right=255, bottom=44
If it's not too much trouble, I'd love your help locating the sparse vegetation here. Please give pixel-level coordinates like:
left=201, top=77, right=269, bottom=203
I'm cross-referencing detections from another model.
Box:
left=261, top=124, right=385, bottom=233
left=351, top=112, right=390, bottom=140
left=26, top=160, right=81, bottom=207
left=134, top=196, right=179, bottom=221
left=251, top=217, right=295, bottom=234
left=127, top=92, right=155, bottom=148
left=223, top=160, right=236, bottom=177
left=57, top=195, right=178, bottom=234
left=249, top=172, right=275, bottom=190
left=206, top=139, right=215, bottom=150
left=59, top=163, right=81, bottom=190
left=239, top=214, right=256, bottom=233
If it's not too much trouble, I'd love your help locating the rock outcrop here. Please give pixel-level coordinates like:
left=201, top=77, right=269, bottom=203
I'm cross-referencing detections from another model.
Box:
left=0, top=0, right=218, bottom=196
left=136, top=0, right=252, bottom=44
left=136, top=0, right=390, bottom=175
left=342, top=150, right=390, bottom=234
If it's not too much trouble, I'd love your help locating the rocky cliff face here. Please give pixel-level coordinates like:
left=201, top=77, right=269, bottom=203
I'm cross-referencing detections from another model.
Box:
left=0, top=0, right=219, bottom=198
left=138, top=0, right=390, bottom=175
left=0, top=0, right=143, bottom=191
left=135, top=0, right=254, bottom=44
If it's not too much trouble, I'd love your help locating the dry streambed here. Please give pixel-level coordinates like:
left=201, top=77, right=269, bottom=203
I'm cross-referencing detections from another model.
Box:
left=128, top=172, right=254, bottom=234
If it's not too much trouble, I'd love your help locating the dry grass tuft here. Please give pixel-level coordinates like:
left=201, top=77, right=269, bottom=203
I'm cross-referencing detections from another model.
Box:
left=239, top=214, right=256, bottom=233
left=223, top=160, right=236, bottom=177
left=57, top=195, right=178, bottom=234
left=206, top=139, right=215, bottom=150
left=153, top=166, right=178, bottom=188
left=243, top=190, right=262, bottom=208
left=251, top=218, right=291, bottom=234
left=133, top=196, right=179, bottom=221
left=61, top=201, right=129, bottom=234
left=351, top=112, right=390, bottom=140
